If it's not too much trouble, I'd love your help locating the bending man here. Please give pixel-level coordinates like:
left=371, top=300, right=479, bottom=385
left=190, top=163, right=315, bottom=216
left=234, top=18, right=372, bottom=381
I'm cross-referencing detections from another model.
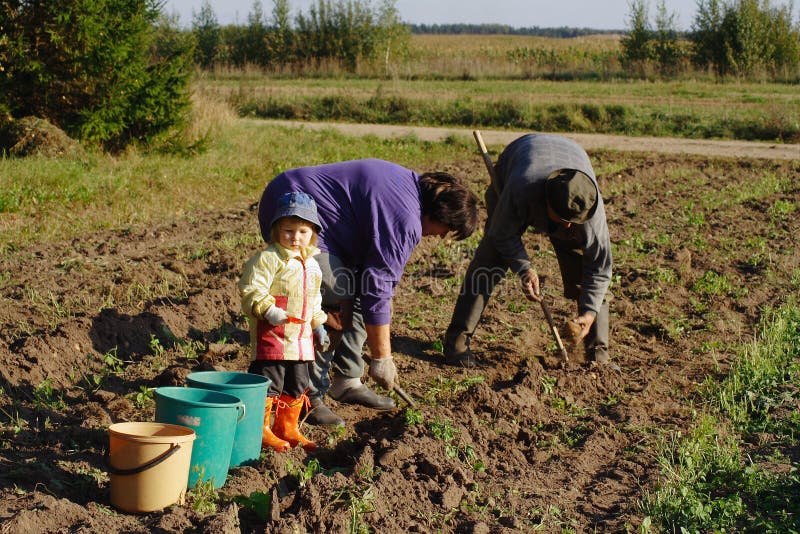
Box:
left=443, top=134, right=615, bottom=369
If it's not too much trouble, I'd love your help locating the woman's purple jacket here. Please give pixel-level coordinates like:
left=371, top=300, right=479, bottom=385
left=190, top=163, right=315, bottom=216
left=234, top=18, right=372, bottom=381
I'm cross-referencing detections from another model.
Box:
left=258, top=159, right=423, bottom=325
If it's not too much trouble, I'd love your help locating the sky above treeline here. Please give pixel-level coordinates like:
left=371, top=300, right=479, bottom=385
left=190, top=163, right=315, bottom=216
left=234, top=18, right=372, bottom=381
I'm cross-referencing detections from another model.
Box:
left=162, top=0, right=725, bottom=31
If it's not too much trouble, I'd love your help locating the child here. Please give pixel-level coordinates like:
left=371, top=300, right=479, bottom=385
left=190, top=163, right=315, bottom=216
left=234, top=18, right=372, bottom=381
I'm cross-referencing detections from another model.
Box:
left=239, top=191, right=329, bottom=452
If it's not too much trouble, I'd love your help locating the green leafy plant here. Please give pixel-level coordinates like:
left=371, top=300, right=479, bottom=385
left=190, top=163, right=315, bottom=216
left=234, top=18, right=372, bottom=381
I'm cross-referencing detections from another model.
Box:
left=0, top=404, right=26, bottom=435
left=287, top=458, right=346, bottom=487
left=149, top=334, right=166, bottom=358
left=768, top=199, right=796, bottom=220
left=131, top=386, right=154, bottom=410
left=188, top=478, right=218, bottom=515
left=425, top=375, right=485, bottom=402
left=404, top=408, right=424, bottom=426
left=234, top=491, right=272, bottom=521
left=330, top=483, right=376, bottom=534
left=540, top=374, right=557, bottom=396
left=288, top=458, right=322, bottom=487
left=429, top=417, right=478, bottom=465
left=642, top=303, right=800, bottom=532
left=179, top=339, right=206, bottom=360
left=691, top=270, right=733, bottom=297
left=102, top=349, right=125, bottom=375
left=326, top=424, right=348, bottom=446
left=33, top=379, right=66, bottom=411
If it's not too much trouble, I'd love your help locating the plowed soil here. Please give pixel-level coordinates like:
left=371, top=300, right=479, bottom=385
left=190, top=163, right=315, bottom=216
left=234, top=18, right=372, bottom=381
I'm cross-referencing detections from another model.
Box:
left=1, top=139, right=798, bottom=533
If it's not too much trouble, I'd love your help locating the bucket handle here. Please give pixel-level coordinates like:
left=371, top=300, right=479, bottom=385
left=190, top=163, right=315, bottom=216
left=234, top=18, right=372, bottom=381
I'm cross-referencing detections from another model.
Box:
left=237, top=402, right=246, bottom=423
left=105, top=443, right=181, bottom=476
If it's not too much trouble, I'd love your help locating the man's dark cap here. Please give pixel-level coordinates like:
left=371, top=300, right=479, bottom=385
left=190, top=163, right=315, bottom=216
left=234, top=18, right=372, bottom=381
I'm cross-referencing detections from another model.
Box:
left=544, top=169, right=598, bottom=224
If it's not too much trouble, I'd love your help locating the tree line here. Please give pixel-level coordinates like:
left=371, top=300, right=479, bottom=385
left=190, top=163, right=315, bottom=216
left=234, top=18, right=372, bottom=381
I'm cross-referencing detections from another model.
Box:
left=622, top=0, right=800, bottom=78
left=191, top=0, right=408, bottom=71
left=407, top=24, right=624, bottom=38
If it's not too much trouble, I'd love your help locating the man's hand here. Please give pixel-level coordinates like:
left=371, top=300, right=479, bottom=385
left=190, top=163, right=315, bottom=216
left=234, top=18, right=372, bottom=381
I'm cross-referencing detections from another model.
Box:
left=313, top=325, right=330, bottom=352
left=263, top=305, right=289, bottom=326
left=572, top=312, right=596, bottom=339
left=368, top=355, right=397, bottom=391
left=520, top=269, right=542, bottom=302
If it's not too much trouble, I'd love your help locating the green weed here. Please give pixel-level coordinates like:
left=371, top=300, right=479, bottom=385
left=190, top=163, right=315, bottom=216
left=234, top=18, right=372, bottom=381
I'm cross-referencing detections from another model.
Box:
left=330, top=484, right=375, bottom=534
left=404, top=408, right=424, bottom=426
left=288, top=458, right=322, bottom=487
left=768, top=199, right=796, bottom=220
left=149, top=334, right=165, bottom=357
left=33, top=379, right=66, bottom=411
left=425, top=375, right=485, bottom=403
left=131, top=386, right=154, bottom=410
left=691, top=270, right=733, bottom=297
left=683, top=202, right=706, bottom=227
left=506, top=301, right=528, bottom=313
left=0, top=405, right=26, bottom=434
left=179, top=339, right=206, bottom=360
left=326, top=424, right=348, bottom=446
left=540, top=374, right=556, bottom=396
left=188, top=247, right=211, bottom=260
left=286, top=458, right=346, bottom=487
left=101, top=348, right=125, bottom=374
left=233, top=491, right=272, bottom=521
left=429, top=417, right=478, bottom=465
left=188, top=478, right=218, bottom=515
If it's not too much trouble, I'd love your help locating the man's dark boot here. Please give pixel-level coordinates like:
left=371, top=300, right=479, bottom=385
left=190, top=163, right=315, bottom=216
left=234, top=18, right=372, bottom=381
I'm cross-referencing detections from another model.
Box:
left=585, top=299, right=618, bottom=371
left=443, top=331, right=477, bottom=368
left=303, top=396, right=344, bottom=427
left=330, top=383, right=395, bottom=410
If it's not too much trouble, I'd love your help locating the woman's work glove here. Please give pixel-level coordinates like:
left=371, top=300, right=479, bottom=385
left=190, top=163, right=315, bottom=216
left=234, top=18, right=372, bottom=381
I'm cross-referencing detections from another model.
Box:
left=520, top=268, right=542, bottom=302
left=368, top=355, right=397, bottom=391
left=313, top=325, right=330, bottom=352
left=263, top=305, right=288, bottom=326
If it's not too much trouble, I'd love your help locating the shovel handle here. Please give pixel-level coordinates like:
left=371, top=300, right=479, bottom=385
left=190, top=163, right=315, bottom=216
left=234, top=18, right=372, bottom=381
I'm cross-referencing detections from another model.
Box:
left=539, top=299, right=569, bottom=364
left=473, top=130, right=501, bottom=195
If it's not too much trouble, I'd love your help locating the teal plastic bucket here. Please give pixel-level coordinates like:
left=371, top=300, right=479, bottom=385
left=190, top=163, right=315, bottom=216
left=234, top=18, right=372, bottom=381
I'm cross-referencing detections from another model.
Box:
left=185, top=371, right=271, bottom=467
left=154, top=387, right=245, bottom=489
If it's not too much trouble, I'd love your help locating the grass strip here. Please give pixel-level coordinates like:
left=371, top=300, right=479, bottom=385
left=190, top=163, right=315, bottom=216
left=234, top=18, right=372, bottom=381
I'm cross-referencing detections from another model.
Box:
left=641, top=303, right=800, bottom=533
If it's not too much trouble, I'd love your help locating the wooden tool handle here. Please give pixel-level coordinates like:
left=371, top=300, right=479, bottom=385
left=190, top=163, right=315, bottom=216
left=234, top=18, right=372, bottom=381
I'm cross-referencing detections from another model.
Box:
left=473, top=130, right=501, bottom=194
left=539, top=299, right=569, bottom=364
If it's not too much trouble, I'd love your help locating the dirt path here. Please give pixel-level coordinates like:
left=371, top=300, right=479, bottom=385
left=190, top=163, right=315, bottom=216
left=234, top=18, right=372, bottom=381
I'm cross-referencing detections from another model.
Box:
left=261, top=119, right=800, bottom=161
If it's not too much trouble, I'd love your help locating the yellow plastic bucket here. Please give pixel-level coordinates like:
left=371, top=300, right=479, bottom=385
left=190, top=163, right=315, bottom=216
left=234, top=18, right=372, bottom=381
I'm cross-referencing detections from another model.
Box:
left=107, top=422, right=196, bottom=513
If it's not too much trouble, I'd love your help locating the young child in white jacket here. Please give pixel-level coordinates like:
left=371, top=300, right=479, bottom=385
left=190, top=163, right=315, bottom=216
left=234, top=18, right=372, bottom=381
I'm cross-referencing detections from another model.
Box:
left=239, top=191, right=329, bottom=452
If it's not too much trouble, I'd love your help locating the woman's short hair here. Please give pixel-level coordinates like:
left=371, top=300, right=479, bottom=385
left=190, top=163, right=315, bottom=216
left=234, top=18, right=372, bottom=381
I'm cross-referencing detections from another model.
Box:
left=419, top=172, right=479, bottom=240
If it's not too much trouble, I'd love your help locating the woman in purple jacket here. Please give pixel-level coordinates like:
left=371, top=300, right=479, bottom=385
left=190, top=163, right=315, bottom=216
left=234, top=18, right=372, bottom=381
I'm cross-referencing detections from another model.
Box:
left=258, top=159, right=480, bottom=426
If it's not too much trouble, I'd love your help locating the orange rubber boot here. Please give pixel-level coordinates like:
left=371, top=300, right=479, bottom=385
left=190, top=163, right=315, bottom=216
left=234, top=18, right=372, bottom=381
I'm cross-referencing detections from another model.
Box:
left=262, top=396, right=291, bottom=452
left=272, top=393, right=317, bottom=452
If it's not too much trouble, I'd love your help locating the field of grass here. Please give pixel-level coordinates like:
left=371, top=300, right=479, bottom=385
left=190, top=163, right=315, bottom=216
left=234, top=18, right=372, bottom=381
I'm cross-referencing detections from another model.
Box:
left=196, top=33, right=800, bottom=143
left=0, top=98, right=474, bottom=249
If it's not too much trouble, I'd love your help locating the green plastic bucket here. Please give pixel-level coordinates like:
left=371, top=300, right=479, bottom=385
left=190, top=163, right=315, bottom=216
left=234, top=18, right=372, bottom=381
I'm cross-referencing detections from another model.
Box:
left=154, top=387, right=245, bottom=489
left=185, top=371, right=271, bottom=467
